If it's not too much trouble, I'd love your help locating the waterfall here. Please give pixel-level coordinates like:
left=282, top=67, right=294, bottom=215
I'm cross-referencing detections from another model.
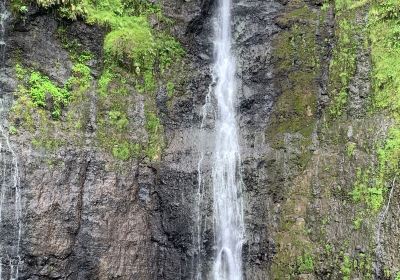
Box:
left=0, top=0, right=23, bottom=279
left=198, top=0, right=245, bottom=278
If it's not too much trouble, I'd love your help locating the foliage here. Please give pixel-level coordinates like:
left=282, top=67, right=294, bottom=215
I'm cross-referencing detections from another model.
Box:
left=145, top=110, right=163, bottom=160
left=8, top=125, right=17, bottom=135
left=30, top=0, right=184, bottom=95
left=19, top=5, right=28, bottom=13
left=369, top=0, right=400, bottom=120
left=346, top=142, right=356, bottom=157
left=353, top=217, right=363, bottom=230
left=363, top=0, right=400, bottom=213
left=108, top=110, right=129, bottom=131
left=21, top=0, right=184, bottom=161
left=166, top=81, right=175, bottom=98
left=297, top=253, right=314, bottom=274
left=66, top=62, right=92, bottom=93
left=328, top=13, right=358, bottom=117
left=28, top=71, right=70, bottom=119
left=341, top=254, right=352, bottom=280
left=14, top=50, right=92, bottom=121
left=350, top=169, right=385, bottom=212
left=112, top=141, right=131, bottom=161
left=377, top=128, right=400, bottom=183
left=98, top=68, right=114, bottom=96
left=330, top=90, right=348, bottom=117
left=103, top=18, right=154, bottom=66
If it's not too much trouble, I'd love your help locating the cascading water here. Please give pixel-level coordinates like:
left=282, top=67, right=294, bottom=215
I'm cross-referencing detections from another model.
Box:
left=0, top=1, right=23, bottom=279
left=198, top=0, right=245, bottom=278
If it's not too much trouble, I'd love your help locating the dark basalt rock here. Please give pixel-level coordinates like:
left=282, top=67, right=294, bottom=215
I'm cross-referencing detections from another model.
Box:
left=1, top=0, right=396, bottom=279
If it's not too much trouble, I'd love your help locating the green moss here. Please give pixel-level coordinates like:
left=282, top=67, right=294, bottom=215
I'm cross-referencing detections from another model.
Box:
left=369, top=1, right=400, bottom=117
left=350, top=168, right=385, bottom=212
left=112, top=141, right=131, bottom=161
left=145, top=110, right=163, bottom=161
left=369, top=1, right=400, bottom=118
left=297, top=252, right=314, bottom=274
left=108, top=110, right=129, bottom=131
left=375, top=127, right=400, bottom=192
left=98, top=68, right=114, bottom=96
left=327, top=11, right=358, bottom=118
left=268, top=1, right=318, bottom=169
left=28, top=71, right=70, bottom=119
left=346, top=141, right=356, bottom=157
left=341, top=254, right=352, bottom=280
left=166, top=81, right=175, bottom=98
left=353, top=217, right=363, bottom=230
left=12, top=47, right=93, bottom=153
left=16, top=0, right=183, bottom=163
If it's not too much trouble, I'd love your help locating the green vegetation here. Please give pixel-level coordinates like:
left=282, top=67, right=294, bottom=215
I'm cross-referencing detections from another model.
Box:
left=8, top=125, right=17, bottom=135
left=28, top=71, right=70, bottom=119
left=13, top=0, right=185, bottom=161
left=345, top=0, right=400, bottom=214
left=112, top=141, right=140, bottom=161
left=11, top=43, right=93, bottom=153
left=268, top=0, right=318, bottom=169
left=346, top=141, right=356, bottom=157
left=350, top=168, right=384, bottom=211
left=145, top=110, right=163, bottom=160
left=369, top=0, right=400, bottom=119
left=13, top=51, right=92, bottom=121
left=377, top=128, right=400, bottom=185
left=28, top=0, right=184, bottom=95
left=84, top=0, right=183, bottom=161
left=166, top=81, right=175, bottom=98
left=369, top=0, right=400, bottom=190
left=328, top=1, right=359, bottom=117
left=108, top=110, right=129, bottom=131
left=272, top=1, right=400, bottom=278
left=353, top=216, right=363, bottom=230
left=341, top=254, right=352, bottom=280
left=297, top=252, right=314, bottom=273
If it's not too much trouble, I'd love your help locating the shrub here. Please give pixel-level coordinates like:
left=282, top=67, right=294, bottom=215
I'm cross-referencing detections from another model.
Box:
left=112, top=142, right=131, bottom=160
left=108, top=110, right=129, bottom=131
left=28, top=71, right=70, bottom=119
left=297, top=253, right=314, bottom=273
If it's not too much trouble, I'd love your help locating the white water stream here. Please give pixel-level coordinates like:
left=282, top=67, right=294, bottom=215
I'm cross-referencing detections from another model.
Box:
left=199, top=0, right=245, bottom=279
left=0, top=0, right=22, bottom=278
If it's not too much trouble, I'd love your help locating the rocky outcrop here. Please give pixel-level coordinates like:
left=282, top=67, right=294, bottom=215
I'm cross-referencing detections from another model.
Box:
left=0, top=0, right=399, bottom=279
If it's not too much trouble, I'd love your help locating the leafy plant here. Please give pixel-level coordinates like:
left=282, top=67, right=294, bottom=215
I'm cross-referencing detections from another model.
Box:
left=19, top=5, right=28, bottom=13
left=297, top=252, right=314, bottom=273
left=341, top=254, right=352, bottom=280
left=328, top=14, right=358, bottom=118
left=28, top=71, right=70, bottom=119
left=353, top=217, right=363, bottom=230
left=145, top=110, right=163, bottom=160
left=350, top=169, right=385, bottom=212
left=112, top=141, right=131, bottom=161
left=9, top=125, right=17, bottom=135
left=108, top=110, right=129, bottom=131
left=346, top=142, right=356, bottom=157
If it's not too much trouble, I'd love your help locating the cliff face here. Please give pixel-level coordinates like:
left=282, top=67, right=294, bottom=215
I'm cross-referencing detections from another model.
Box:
left=0, top=0, right=399, bottom=279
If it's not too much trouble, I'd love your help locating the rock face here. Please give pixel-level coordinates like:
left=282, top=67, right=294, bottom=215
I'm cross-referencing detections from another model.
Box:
left=0, top=0, right=399, bottom=279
